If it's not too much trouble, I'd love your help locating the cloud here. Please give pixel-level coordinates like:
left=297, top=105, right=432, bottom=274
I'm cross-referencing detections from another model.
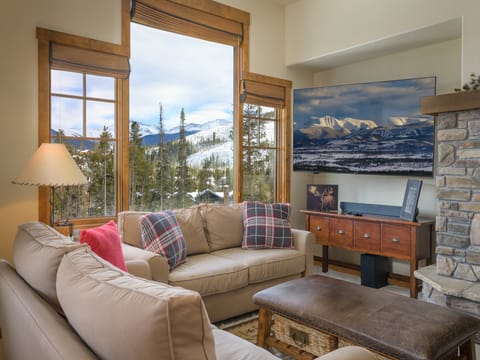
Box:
left=130, top=23, right=234, bottom=130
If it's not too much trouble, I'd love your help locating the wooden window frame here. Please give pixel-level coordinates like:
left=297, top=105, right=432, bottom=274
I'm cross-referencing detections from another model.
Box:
left=240, top=72, right=292, bottom=202
left=37, top=0, right=131, bottom=228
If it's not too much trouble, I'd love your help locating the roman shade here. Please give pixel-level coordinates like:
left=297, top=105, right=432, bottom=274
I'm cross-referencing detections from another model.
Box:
left=50, top=43, right=130, bottom=79
left=131, top=0, right=248, bottom=46
left=240, top=78, right=287, bottom=108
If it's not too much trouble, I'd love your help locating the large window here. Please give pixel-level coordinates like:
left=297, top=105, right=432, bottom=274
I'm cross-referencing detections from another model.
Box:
left=129, top=24, right=234, bottom=210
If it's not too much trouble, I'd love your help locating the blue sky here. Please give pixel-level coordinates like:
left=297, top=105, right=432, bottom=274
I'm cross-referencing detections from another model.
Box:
left=129, top=23, right=234, bottom=131
left=293, top=77, right=436, bottom=129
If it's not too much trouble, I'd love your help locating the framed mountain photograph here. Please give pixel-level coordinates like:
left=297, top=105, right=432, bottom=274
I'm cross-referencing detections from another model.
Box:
left=293, top=77, right=436, bottom=176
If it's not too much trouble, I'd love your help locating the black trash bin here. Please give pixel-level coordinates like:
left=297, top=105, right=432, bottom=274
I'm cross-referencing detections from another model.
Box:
left=360, top=254, right=389, bottom=288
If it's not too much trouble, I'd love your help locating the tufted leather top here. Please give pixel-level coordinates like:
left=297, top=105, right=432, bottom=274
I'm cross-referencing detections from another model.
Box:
left=253, top=275, right=480, bottom=360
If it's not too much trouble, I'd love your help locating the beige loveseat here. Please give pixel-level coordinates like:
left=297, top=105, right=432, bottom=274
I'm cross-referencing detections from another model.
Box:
left=0, top=221, right=375, bottom=360
left=117, top=203, right=316, bottom=322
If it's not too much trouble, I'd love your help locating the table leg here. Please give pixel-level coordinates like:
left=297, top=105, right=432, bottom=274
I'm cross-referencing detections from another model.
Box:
left=409, top=257, right=418, bottom=298
left=322, top=245, right=329, bottom=273
left=460, top=338, right=476, bottom=359
left=257, top=307, right=273, bottom=349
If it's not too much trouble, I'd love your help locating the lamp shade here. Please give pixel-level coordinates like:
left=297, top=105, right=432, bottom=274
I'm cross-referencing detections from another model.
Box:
left=12, top=143, right=88, bottom=186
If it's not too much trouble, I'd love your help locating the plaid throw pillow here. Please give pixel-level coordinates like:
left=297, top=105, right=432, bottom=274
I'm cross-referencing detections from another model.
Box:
left=242, top=202, right=293, bottom=249
left=139, top=211, right=187, bottom=270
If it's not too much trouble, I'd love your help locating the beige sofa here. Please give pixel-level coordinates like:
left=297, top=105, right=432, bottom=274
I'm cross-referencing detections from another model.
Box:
left=0, top=221, right=375, bottom=360
left=117, top=203, right=316, bottom=322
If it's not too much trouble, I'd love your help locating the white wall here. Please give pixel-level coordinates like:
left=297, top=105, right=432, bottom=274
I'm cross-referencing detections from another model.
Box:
left=0, top=0, right=121, bottom=263
left=293, top=39, right=461, bottom=273
left=285, top=0, right=480, bottom=82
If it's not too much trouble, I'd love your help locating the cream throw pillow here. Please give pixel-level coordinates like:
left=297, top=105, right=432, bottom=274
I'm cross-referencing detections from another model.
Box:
left=201, top=203, right=244, bottom=251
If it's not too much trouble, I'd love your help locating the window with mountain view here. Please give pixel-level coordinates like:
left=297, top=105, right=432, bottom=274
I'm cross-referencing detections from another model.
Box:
left=242, top=104, right=277, bottom=202
left=50, top=70, right=117, bottom=220
left=129, top=23, right=234, bottom=210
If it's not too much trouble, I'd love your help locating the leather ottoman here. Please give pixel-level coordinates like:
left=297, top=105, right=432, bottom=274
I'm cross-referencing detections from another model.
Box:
left=253, top=275, right=480, bottom=360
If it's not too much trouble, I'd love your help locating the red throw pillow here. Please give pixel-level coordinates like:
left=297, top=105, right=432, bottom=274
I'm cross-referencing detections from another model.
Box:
left=80, top=220, right=127, bottom=271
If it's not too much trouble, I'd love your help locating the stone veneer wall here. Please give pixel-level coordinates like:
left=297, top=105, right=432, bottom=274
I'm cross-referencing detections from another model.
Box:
left=436, top=108, right=480, bottom=281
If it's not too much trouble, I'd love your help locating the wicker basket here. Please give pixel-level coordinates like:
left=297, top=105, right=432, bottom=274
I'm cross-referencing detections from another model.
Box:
left=338, top=338, right=394, bottom=360
left=271, top=314, right=337, bottom=356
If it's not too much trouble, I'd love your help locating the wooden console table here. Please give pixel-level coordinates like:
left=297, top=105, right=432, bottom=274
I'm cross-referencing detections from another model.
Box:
left=301, top=210, right=434, bottom=298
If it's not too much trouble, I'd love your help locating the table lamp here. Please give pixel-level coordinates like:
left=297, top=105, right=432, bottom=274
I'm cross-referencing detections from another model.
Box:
left=12, top=143, right=88, bottom=228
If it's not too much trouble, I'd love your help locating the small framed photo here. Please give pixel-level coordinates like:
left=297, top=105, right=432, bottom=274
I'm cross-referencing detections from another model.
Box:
left=400, top=179, right=423, bottom=221
left=306, top=184, right=338, bottom=212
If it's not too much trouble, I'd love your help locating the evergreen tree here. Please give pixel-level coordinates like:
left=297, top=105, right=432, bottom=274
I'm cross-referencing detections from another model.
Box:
left=87, top=126, right=115, bottom=216
left=156, top=103, right=172, bottom=210
left=129, top=121, right=154, bottom=210
left=242, top=104, right=271, bottom=202
left=174, top=108, right=193, bottom=208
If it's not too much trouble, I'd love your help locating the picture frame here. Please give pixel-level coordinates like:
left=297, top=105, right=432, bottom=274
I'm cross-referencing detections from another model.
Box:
left=400, top=179, right=423, bottom=221
left=293, top=77, right=436, bottom=176
left=306, top=184, right=338, bottom=212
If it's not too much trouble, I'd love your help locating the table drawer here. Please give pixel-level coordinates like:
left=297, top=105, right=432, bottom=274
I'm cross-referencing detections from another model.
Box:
left=354, top=221, right=380, bottom=252
left=381, top=224, right=411, bottom=257
left=329, top=218, right=353, bottom=247
left=309, top=217, right=329, bottom=244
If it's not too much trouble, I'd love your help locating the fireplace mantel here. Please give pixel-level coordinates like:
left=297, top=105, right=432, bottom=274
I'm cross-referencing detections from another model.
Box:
left=421, top=91, right=480, bottom=115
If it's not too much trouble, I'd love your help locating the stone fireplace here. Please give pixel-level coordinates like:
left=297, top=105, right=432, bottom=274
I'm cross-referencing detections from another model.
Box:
left=415, top=91, right=480, bottom=327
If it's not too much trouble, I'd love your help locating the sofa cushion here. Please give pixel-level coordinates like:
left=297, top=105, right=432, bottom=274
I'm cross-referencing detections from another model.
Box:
left=79, top=220, right=127, bottom=271
left=201, top=203, right=244, bottom=251
left=168, top=253, right=248, bottom=296
left=212, top=248, right=305, bottom=283
left=117, top=211, right=149, bottom=248
left=118, top=210, right=210, bottom=256
left=174, top=206, right=210, bottom=255
left=211, top=326, right=278, bottom=359
left=56, top=247, right=216, bottom=360
left=242, top=202, right=293, bottom=249
left=139, top=211, right=187, bottom=270
left=12, top=221, right=86, bottom=311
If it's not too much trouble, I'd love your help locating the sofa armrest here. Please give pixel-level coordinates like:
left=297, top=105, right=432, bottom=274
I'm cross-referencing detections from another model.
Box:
left=314, top=346, right=376, bottom=360
left=121, top=243, right=169, bottom=283
left=291, top=228, right=316, bottom=276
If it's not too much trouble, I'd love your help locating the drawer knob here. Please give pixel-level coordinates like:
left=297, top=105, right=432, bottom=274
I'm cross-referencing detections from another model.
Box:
left=363, top=233, right=370, bottom=239
left=316, top=226, right=322, bottom=231
left=392, top=237, right=400, bottom=243
left=338, top=229, right=345, bottom=235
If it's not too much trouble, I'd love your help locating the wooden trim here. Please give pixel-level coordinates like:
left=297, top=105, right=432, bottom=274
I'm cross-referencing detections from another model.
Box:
left=36, top=28, right=128, bottom=57
left=118, top=78, right=130, bottom=212
left=242, top=72, right=292, bottom=88
left=421, top=91, right=480, bottom=115
left=121, top=0, right=131, bottom=55
left=280, top=86, right=292, bottom=202
left=38, top=38, right=51, bottom=224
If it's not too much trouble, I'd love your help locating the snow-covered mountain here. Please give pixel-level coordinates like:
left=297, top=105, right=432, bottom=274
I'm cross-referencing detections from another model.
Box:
left=166, top=119, right=231, bottom=134
left=297, top=114, right=431, bottom=141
